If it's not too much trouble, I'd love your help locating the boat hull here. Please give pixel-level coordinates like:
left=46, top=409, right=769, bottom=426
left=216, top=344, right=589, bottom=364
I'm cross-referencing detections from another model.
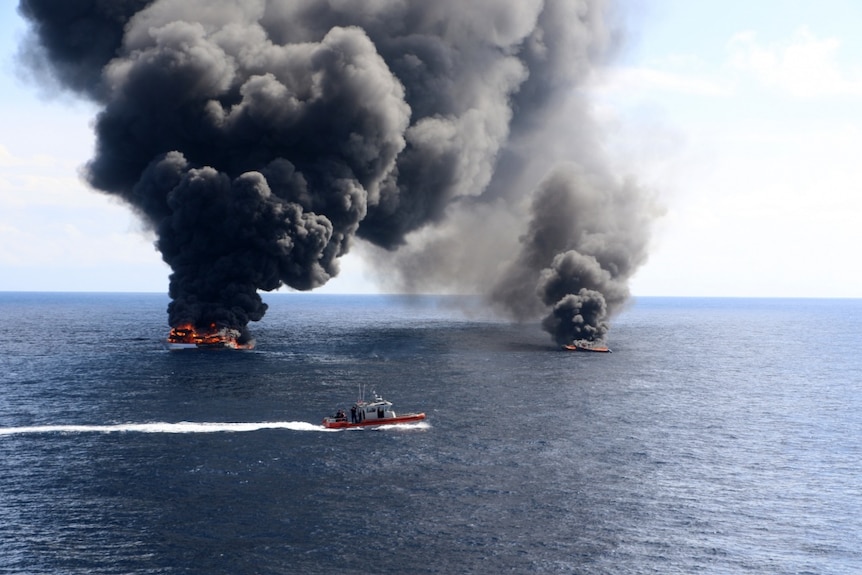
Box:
left=322, top=413, right=426, bottom=429
left=164, top=342, right=199, bottom=350
left=164, top=340, right=251, bottom=350
left=562, top=344, right=612, bottom=353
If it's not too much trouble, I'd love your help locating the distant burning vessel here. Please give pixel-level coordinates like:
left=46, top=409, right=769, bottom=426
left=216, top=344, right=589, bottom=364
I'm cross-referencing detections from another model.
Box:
left=562, top=340, right=612, bottom=353
left=165, top=323, right=254, bottom=350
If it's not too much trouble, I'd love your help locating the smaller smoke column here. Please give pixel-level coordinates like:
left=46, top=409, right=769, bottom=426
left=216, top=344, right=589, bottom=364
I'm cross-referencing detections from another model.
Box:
left=491, top=164, right=656, bottom=346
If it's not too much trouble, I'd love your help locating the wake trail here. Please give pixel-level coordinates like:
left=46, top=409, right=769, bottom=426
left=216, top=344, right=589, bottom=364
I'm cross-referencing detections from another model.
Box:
left=0, top=421, right=334, bottom=435
left=376, top=421, right=431, bottom=431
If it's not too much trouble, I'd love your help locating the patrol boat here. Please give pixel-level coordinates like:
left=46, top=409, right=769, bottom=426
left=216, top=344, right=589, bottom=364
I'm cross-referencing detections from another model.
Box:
left=322, top=392, right=426, bottom=429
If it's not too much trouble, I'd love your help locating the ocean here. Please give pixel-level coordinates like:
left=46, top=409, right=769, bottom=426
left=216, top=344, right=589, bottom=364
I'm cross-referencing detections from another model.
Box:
left=0, top=293, right=860, bottom=574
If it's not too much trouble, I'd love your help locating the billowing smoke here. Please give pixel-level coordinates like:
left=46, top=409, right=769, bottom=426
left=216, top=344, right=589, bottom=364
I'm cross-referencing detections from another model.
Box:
left=17, top=0, right=658, bottom=346
left=491, top=166, right=656, bottom=345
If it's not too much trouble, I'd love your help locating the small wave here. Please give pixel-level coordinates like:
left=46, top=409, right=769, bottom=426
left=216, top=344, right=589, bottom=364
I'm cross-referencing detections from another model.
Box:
left=0, top=421, right=335, bottom=435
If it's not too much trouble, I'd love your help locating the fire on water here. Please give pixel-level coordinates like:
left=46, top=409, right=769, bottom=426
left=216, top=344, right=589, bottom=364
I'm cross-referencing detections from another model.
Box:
left=165, top=323, right=254, bottom=350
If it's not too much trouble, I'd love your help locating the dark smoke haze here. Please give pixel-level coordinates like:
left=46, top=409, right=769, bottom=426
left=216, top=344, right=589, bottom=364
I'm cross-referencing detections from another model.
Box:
left=17, top=0, right=658, bottom=346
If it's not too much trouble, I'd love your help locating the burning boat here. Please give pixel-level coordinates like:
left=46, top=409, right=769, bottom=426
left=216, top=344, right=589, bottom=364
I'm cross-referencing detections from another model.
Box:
left=562, top=340, right=612, bottom=353
left=165, top=323, right=254, bottom=350
left=323, top=392, right=426, bottom=429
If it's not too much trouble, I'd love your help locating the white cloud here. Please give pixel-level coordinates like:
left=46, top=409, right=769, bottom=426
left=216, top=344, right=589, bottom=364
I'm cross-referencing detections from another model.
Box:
left=0, top=137, right=140, bottom=221
left=728, top=27, right=862, bottom=98
left=0, top=142, right=166, bottom=289
left=592, top=21, right=862, bottom=298
left=595, top=26, right=862, bottom=102
left=594, top=65, right=731, bottom=98
left=0, top=145, right=51, bottom=168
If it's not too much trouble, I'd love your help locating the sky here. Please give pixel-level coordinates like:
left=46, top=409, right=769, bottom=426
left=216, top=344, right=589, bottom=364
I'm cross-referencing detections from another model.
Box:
left=1, top=1, right=861, bottom=297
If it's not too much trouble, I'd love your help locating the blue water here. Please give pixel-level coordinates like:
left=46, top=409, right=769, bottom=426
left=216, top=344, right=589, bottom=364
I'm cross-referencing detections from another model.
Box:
left=1, top=293, right=860, bottom=574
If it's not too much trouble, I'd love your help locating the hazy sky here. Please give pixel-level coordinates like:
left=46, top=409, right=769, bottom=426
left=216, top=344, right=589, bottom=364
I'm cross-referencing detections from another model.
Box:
left=2, top=1, right=861, bottom=297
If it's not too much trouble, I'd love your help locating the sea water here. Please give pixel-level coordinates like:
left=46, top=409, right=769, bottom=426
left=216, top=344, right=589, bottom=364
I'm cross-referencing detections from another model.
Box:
left=0, top=293, right=860, bottom=574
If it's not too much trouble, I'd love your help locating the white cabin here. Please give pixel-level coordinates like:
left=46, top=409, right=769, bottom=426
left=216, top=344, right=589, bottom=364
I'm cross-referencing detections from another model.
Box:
left=352, top=395, right=397, bottom=423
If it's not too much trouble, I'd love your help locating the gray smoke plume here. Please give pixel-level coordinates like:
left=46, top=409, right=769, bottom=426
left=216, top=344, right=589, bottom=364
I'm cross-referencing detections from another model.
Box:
left=492, top=165, right=656, bottom=345
left=17, top=0, right=657, bottom=345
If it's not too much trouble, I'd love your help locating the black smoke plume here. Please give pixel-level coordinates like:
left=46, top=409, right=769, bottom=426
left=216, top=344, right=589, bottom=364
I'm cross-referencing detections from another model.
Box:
left=17, top=0, right=658, bottom=345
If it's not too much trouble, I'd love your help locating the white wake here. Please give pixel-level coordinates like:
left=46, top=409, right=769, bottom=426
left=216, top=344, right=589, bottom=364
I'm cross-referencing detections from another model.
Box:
left=376, top=421, right=431, bottom=431
left=0, top=421, right=334, bottom=435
